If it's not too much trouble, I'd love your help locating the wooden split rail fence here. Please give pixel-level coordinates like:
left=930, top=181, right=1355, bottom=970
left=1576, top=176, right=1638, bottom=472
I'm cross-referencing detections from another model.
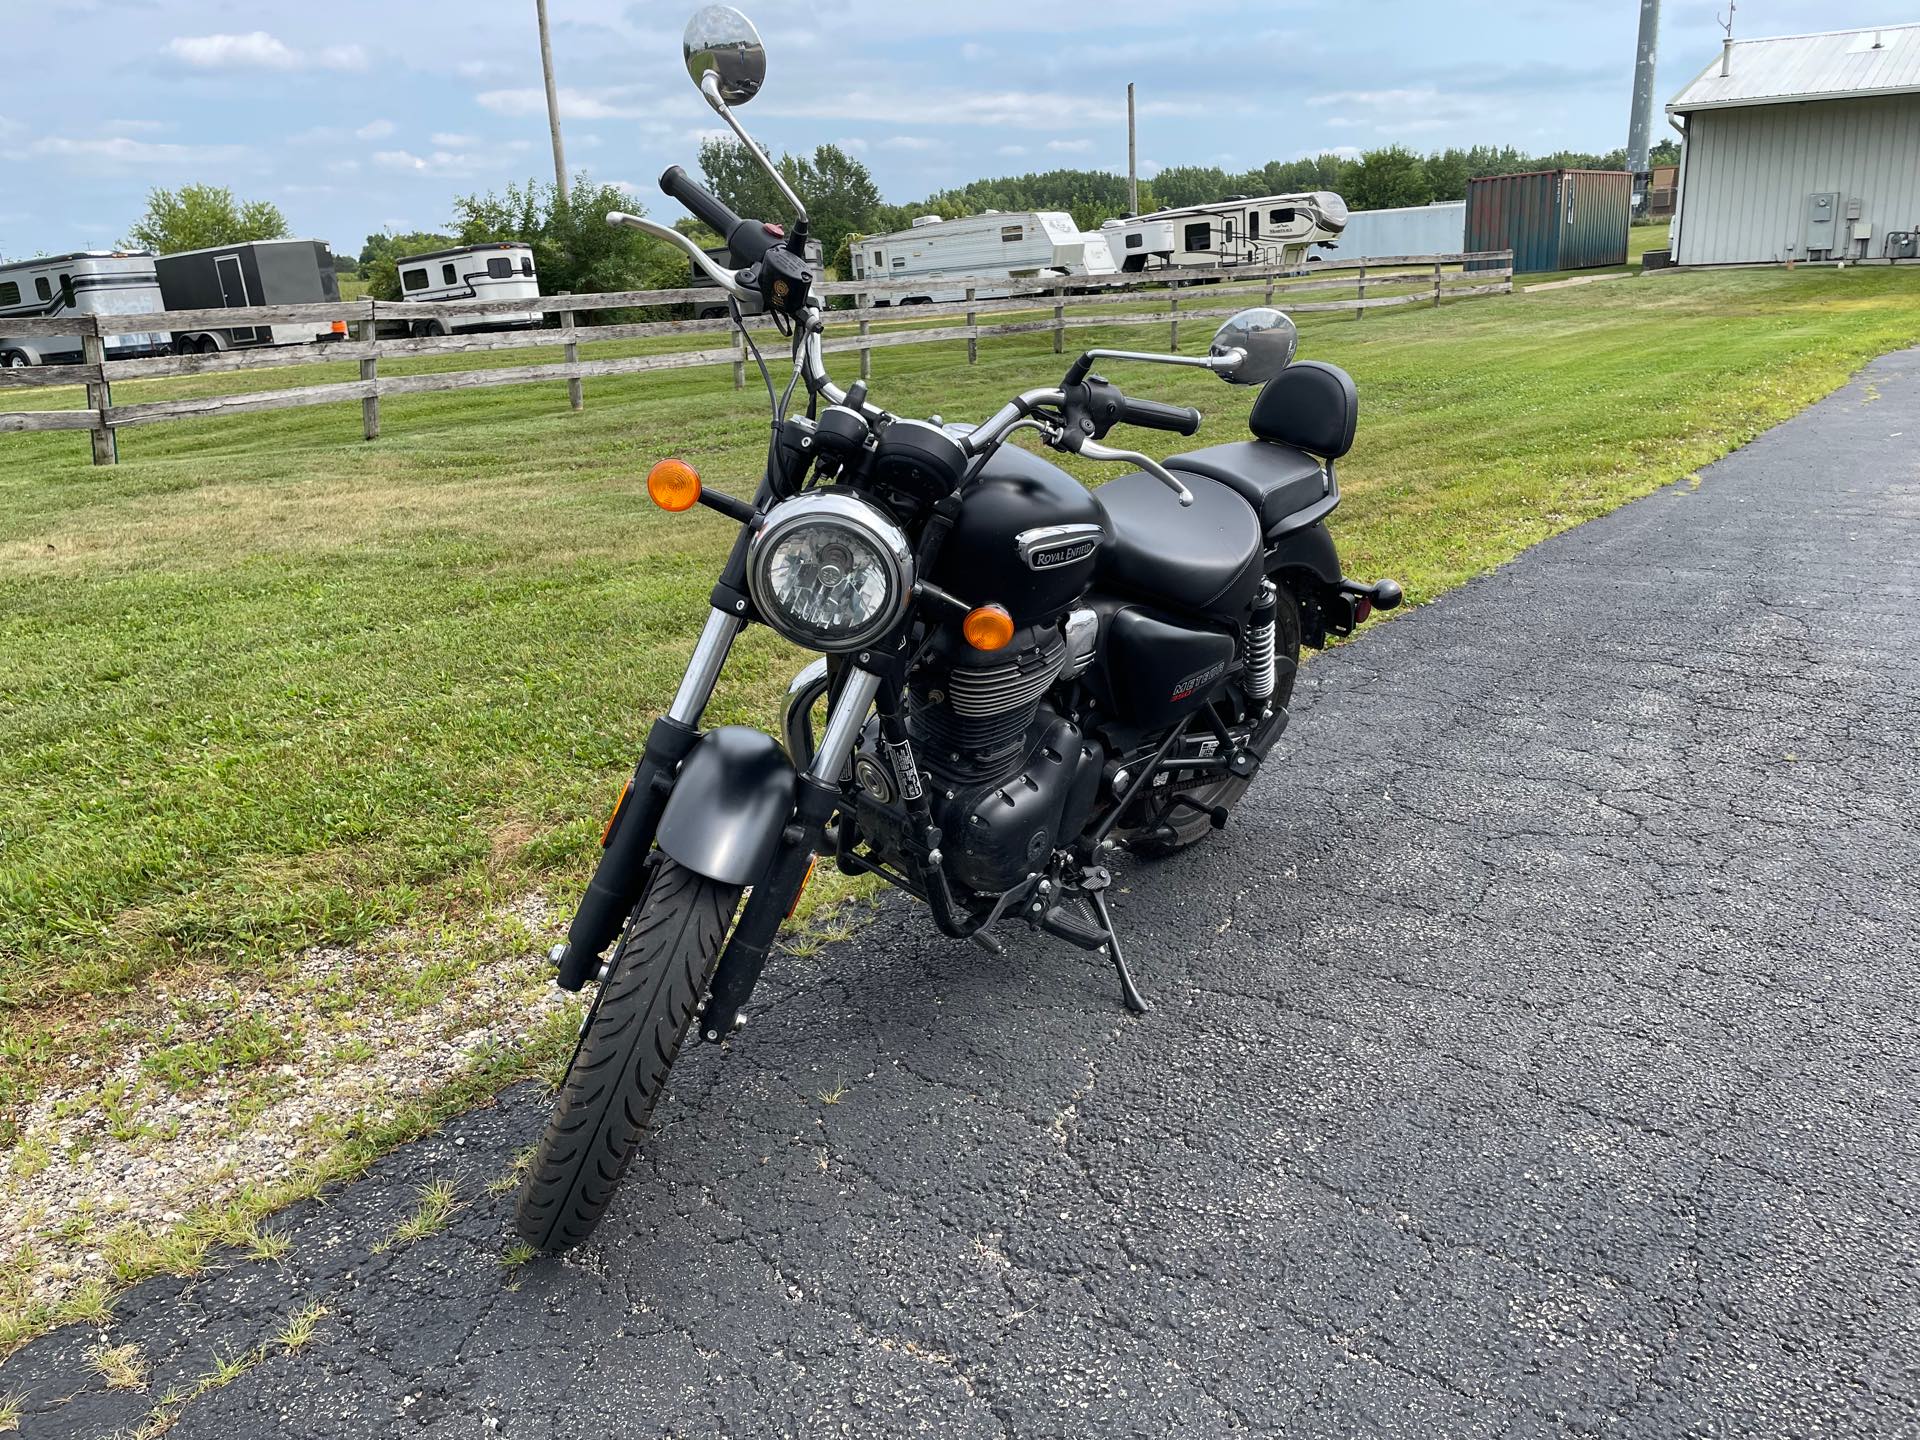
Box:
left=1, top=251, right=1512, bottom=465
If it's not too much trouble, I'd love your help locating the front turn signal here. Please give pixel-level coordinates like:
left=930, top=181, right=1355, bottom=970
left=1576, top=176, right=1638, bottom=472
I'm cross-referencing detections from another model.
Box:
left=647, top=458, right=702, bottom=512
left=962, top=604, right=1015, bottom=652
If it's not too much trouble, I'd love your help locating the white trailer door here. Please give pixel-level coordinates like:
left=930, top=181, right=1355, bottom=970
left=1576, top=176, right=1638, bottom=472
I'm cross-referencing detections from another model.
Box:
left=215, top=254, right=258, bottom=344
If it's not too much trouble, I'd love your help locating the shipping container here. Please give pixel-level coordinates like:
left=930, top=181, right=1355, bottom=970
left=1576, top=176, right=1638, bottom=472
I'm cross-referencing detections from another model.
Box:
left=1465, top=170, right=1631, bottom=273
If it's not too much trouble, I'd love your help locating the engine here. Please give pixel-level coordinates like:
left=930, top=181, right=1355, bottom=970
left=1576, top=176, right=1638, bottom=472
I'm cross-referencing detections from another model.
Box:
left=854, top=611, right=1105, bottom=896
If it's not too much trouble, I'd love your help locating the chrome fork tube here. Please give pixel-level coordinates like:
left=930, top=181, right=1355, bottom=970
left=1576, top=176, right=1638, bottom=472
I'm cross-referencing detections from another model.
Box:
left=807, top=668, right=882, bottom=782
left=667, top=609, right=745, bottom=726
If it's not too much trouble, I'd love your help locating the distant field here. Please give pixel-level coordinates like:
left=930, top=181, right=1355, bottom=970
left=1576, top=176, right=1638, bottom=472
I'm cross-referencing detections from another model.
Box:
left=4, top=261, right=1919, bottom=1342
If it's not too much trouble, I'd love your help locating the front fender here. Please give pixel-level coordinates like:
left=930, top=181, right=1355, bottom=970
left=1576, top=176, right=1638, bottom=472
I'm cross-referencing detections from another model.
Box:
left=656, top=726, right=798, bottom=886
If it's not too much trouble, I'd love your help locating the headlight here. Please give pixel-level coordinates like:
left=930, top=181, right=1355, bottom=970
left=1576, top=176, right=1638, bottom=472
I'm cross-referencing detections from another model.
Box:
left=748, top=492, right=914, bottom=653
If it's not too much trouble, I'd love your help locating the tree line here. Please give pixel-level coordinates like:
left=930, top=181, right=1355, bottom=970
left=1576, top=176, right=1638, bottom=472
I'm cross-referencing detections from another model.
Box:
left=117, top=133, right=1680, bottom=301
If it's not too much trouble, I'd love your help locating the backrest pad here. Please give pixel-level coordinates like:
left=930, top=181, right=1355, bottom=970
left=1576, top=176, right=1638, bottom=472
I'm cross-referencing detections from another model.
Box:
left=1248, top=360, right=1358, bottom=459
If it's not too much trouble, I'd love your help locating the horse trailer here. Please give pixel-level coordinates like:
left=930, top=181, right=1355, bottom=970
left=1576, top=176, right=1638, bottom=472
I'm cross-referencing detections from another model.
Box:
left=0, top=251, right=171, bottom=368
left=391, top=242, right=541, bottom=335
left=848, top=212, right=1118, bottom=305
left=156, top=239, right=344, bottom=353
left=1101, top=193, right=1350, bottom=272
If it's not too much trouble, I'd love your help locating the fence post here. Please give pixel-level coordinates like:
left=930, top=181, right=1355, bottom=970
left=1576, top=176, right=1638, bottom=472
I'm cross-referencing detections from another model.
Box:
left=1505, top=252, right=1515, bottom=293
left=965, top=286, right=977, bottom=365
left=858, top=293, right=872, bottom=381
left=1433, top=262, right=1443, bottom=308
left=560, top=292, right=584, bottom=412
left=1356, top=261, right=1368, bottom=320
left=732, top=325, right=746, bottom=391
left=81, top=327, right=116, bottom=466
left=1052, top=284, right=1065, bottom=355
left=357, top=305, right=380, bottom=441
left=1168, top=290, right=1180, bottom=353
left=1264, top=267, right=1276, bottom=306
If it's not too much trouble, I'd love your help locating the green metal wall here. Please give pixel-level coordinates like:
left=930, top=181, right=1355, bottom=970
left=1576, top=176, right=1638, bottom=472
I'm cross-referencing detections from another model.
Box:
left=1466, top=170, right=1631, bottom=273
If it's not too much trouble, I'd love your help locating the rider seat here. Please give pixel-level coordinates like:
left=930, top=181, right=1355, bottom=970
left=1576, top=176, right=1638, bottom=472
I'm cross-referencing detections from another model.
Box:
left=1165, top=361, right=1358, bottom=538
left=1093, top=470, right=1263, bottom=617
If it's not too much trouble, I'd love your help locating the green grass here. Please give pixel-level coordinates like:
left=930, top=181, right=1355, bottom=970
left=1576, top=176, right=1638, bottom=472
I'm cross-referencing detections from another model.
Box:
left=2, top=263, right=1918, bottom=1229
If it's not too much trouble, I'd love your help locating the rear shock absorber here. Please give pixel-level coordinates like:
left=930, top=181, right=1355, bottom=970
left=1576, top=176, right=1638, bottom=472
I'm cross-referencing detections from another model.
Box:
left=1245, top=580, right=1277, bottom=704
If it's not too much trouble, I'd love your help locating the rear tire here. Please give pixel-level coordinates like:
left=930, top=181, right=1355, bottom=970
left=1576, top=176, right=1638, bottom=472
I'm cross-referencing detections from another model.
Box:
left=513, top=859, right=740, bottom=1252
left=1126, top=587, right=1302, bottom=857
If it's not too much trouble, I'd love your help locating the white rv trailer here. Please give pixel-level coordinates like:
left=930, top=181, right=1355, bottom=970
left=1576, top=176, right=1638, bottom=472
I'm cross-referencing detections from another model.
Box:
left=391, top=242, right=541, bottom=335
left=848, top=212, right=1118, bottom=305
left=1101, top=192, right=1350, bottom=272
left=0, top=251, right=171, bottom=368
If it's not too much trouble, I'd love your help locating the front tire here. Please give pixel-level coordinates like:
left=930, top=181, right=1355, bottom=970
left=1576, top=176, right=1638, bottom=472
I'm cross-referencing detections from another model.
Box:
left=514, top=859, right=740, bottom=1252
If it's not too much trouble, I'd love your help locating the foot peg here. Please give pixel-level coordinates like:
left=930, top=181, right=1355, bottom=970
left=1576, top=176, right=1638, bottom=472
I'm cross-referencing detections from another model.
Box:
left=1340, top=577, right=1403, bottom=611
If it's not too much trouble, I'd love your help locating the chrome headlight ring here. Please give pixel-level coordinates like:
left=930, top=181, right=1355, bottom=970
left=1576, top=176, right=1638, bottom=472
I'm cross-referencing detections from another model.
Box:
left=747, top=491, right=915, bottom=653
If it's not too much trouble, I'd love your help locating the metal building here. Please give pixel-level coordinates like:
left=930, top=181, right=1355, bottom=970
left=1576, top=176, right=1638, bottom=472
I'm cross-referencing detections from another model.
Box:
left=1322, top=201, right=1465, bottom=261
left=1667, top=23, right=1920, bottom=265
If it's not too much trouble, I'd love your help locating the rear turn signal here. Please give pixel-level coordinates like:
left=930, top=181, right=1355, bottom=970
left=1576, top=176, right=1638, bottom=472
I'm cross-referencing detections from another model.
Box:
left=647, top=458, right=702, bottom=513
left=962, top=604, right=1015, bottom=652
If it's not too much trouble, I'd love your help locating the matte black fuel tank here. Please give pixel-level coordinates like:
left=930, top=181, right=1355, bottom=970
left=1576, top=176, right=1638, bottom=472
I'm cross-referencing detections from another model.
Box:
left=927, top=443, right=1104, bottom=625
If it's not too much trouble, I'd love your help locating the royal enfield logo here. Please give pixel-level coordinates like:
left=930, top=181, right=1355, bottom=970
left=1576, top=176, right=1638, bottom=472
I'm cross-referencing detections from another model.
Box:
left=1016, top=524, right=1103, bottom=573
left=1031, top=539, right=1097, bottom=569
left=1170, top=659, right=1226, bottom=703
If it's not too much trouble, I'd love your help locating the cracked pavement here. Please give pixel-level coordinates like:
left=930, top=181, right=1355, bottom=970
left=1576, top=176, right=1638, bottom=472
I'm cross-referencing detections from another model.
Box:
left=8, top=348, right=1920, bottom=1438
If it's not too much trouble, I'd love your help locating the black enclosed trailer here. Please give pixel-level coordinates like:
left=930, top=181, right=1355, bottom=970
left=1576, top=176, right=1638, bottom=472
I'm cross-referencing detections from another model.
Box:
left=155, top=239, right=344, bottom=354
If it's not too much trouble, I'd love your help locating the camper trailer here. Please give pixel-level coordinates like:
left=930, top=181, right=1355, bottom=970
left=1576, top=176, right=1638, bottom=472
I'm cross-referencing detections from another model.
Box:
left=689, top=236, right=823, bottom=319
left=0, top=251, right=171, bottom=368
left=848, top=212, right=1117, bottom=305
left=390, top=242, right=541, bottom=335
left=156, top=239, right=343, bottom=353
left=1101, top=193, right=1350, bottom=272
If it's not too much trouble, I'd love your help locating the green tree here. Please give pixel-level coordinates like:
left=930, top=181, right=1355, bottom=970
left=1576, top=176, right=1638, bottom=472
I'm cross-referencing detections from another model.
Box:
left=1648, top=138, right=1680, bottom=167
left=124, top=184, right=288, bottom=254
left=1423, top=149, right=1471, bottom=202
left=1344, top=146, right=1434, bottom=210
left=445, top=174, right=685, bottom=316
left=1147, top=165, right=1235, bottom=210
left=696, top=139, right=885, bottom=267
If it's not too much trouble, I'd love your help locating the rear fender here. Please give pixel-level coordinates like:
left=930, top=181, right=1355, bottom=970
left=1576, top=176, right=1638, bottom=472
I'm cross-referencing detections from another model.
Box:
left=656, top=726, right=798, bottom=886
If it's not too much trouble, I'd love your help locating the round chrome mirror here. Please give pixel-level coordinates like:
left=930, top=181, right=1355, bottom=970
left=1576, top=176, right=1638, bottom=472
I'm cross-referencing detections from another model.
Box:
left=683, top=5, right=766, bottom=104
left=1209, top=308, right=1298, bottom=386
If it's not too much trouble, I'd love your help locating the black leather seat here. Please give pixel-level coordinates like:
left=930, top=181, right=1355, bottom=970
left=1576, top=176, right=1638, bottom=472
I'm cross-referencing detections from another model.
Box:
left=1166, top=441, right=1329, bottom=532
left=1165, top=360, right=1358, bottom=538
left=1094, top=470, right=1263, bottom=616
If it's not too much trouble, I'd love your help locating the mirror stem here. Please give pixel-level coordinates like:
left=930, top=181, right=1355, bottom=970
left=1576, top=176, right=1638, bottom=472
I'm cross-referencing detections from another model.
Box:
left=699, top=70, right=810, bottom=223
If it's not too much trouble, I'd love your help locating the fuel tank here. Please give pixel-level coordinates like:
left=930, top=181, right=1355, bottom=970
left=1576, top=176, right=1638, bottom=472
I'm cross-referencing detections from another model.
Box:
left=927, top=443, right=1104, bottom=626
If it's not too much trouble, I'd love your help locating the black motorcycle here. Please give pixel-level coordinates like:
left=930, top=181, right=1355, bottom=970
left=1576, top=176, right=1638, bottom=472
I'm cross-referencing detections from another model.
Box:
left=517, top=4, right=1402, bottom=1251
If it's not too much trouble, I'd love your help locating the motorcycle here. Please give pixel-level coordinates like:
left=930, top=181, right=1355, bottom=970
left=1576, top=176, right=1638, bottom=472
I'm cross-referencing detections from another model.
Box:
left=516, top=4, right=1403, bottom=1251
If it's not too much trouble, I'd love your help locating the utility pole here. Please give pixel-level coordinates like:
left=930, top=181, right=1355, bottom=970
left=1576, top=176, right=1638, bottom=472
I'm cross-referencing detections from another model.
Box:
left=1626, top=0, right=1661, bottom=174
left=536, top=0, right=569, bottom=202
left=1127, top=82, right=1138, bottom=215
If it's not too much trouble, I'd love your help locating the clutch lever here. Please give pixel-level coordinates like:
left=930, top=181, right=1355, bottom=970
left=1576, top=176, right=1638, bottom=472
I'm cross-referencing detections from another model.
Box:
left=1060, top=433, right=1195, bottom=507
left=606, top=211, right=747, bottom=295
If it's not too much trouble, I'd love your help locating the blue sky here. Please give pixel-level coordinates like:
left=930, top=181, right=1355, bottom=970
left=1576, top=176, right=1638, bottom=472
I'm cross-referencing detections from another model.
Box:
left=1, top=0, right=1903, bottom=260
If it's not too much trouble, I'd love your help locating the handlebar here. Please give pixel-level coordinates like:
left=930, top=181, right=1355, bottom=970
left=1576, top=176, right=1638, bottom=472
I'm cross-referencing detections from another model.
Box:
left=1116, top=395, right=1202, bottom=437
left=659, top=165, right=778, bottom=267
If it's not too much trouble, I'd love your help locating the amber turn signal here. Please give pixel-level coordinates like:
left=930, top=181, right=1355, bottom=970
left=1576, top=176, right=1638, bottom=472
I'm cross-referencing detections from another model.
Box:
left=962, top=604, right=1015, bottom=652
left=647, top=458, right=702, bottom=512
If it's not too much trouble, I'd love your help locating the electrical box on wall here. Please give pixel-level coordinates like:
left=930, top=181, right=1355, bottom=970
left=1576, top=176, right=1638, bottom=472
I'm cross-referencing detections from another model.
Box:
left=1805, top=191, right=1840, bottom=255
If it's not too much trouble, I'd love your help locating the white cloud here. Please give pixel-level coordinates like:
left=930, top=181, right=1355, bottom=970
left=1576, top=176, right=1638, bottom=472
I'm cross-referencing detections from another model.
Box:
left=764, top=88, right=1196, bottom=129
left=961, top=42, right=992, bottom=60
left=371, top=147, right=487, bottom=177
left=30, top=135, right=251, bottom=170
left=356, top=119, right=396, bottom=140
left=880, top=136, right=936, bottom=151
left=431, top=131, right=479, bottom=148
left=997, top=144, right=1028, bottom=157
left=0, top=115, right=23, bottom=139
left=837, top=137, right=869, bottom=153
left=165, top=32, right=368, bottom=72
left=476, top=86, right=649, bottom=120
left=1046, top=138, right=1094, bottom=153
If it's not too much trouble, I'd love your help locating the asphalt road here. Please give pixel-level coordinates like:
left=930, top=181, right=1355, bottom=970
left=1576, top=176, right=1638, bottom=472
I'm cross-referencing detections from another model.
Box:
left=10, top=350, right=1920, bottom=1439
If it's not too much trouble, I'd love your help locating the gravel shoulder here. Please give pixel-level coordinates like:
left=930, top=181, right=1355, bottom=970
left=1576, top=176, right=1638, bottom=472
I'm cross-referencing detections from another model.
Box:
left=4, top=348, right=1918, bottom=1439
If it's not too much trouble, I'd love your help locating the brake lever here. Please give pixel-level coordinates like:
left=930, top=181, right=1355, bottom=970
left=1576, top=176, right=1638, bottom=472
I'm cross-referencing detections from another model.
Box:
left=1064, top=436, right=1195, bottom=506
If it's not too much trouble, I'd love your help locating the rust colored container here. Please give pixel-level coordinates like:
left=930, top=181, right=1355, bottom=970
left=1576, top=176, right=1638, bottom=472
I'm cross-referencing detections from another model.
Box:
left=1465, top=170, right=1631, bottom=273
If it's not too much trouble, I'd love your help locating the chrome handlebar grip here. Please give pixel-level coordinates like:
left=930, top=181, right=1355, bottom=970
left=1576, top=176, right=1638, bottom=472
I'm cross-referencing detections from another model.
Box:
left=606, top=211, right=747, bottom=295
left=1072, top=440, right=1196, bottom=506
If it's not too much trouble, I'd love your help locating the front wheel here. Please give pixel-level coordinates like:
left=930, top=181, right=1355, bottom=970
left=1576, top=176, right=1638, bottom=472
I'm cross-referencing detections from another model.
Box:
left=514, top=858, right=740, bottom=1252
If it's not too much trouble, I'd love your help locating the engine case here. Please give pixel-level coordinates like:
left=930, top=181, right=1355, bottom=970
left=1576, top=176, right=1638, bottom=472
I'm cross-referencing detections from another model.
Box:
left=933, top=713, right=1105, bottom=895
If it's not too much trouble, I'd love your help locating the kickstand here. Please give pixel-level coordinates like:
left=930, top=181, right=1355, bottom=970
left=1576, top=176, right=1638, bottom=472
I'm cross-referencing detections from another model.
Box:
left=1081, top=871, right=1150, bottom=1014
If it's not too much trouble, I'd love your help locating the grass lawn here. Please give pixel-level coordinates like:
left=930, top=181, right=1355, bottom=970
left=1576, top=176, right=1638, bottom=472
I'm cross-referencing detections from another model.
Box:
left=4, top=261, right=1919, bottom=1338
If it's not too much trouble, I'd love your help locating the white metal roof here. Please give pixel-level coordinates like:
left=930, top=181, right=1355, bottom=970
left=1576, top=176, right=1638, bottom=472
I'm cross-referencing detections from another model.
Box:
left=1669, top=23, right=1920, bottom=113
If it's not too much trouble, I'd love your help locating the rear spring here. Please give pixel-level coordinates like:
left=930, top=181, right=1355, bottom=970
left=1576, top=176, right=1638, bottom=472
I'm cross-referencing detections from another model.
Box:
left=1245, top=581, right=1277, bottom=703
